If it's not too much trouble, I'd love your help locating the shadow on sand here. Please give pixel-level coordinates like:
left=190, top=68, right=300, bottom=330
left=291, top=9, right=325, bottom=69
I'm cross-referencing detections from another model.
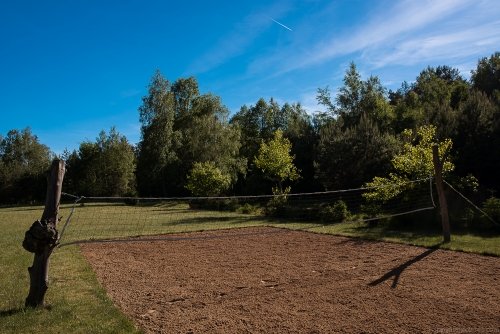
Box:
left=368, top=243, right=442, bottom=288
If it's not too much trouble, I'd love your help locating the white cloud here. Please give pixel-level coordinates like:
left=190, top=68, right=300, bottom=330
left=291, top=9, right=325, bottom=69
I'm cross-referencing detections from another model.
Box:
left=250, top=0, right=499, bottom=78
left=366, top=20, right=500, bottom=68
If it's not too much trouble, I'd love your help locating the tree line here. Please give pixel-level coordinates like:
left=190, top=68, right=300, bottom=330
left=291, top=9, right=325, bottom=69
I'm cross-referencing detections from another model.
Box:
left=0, top=52, right=498, bottom=206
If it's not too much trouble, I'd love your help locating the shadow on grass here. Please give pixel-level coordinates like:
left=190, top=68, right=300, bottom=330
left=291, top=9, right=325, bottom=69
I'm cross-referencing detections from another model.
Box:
left=161, top=215, right=276, bottom=226
left=0, top=307, right=25, bottom=317
left=0, top=206, right=42, bottom=212
left=368, top=244, right=442, bottom=289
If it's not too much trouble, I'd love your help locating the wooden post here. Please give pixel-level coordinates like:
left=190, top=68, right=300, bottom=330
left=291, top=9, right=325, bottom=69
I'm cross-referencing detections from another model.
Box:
left=432, top=145, right=450, bottom=243
left=22, top=159, right=65, bottom=308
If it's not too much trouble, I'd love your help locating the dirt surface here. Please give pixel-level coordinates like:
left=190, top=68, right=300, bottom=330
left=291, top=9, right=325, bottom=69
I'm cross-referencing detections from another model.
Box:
left=81, top=227, right=500, bottom=334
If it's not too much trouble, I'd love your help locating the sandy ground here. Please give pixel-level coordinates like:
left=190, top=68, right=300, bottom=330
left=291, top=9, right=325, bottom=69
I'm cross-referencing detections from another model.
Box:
left=81, top=227, right=500, bottom=333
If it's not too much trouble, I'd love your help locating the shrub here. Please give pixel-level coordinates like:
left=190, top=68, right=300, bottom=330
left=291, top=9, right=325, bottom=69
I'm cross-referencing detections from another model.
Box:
left=319, top=200, right=350, bottom=224
left=265, top=186, right=290, bottom=217
left=237, top=203, right=261, bottom=214
left=483, top=197, right=500, bottom=222
left=185, top=161, right=231, bottom=197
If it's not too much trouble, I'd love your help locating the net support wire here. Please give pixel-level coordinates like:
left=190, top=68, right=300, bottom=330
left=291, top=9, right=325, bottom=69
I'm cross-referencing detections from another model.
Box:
left=57, top=192, right=85, bottom=247
left=443, top=180, right=499, bottom=226
left=71, top=177, right=433, bottom=202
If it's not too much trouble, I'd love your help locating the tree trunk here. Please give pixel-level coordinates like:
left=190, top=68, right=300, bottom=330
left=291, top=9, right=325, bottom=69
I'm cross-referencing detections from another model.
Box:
left=432, top=145, right=450, bottom=243
left=23, top=159, right=65, bottom=308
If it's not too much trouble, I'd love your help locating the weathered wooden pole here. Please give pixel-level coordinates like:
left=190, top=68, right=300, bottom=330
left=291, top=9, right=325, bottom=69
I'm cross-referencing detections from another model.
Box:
left=22, top=159, right=65, bottom=308
left=432, top=145, right=450, bottom=243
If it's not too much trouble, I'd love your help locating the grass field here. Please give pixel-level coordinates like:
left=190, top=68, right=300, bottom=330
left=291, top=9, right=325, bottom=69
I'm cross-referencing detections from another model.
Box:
left=0, top=203, right=498, bottom=333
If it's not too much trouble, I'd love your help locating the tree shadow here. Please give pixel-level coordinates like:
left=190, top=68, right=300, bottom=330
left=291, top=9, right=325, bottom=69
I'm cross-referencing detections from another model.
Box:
left=162, top=215, right=275, bottom=226
left=368, top=243, right=442, bottom=289
left=0, top=307, right=25, bottom=317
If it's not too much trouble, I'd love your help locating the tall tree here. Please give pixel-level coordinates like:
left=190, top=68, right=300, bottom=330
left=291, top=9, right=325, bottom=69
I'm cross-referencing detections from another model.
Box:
left=282, top=103, right=320, bottom=192
left=65, top=127, right=136, bottom=197
left=317, top=62, right=394, bottom=131
left=471, top=52, right=500, bottom=100
left=404, top=66, right=468, bottom=138
left=0, top=128, right=51, bottom=203
left=136, top=70, right=179, bottom=196
left=454, top=89, right=500, bottom=192
left=175, top=93, right=246, bottom=193
left=231, top=98, right=318, bottom=194
left=137, top=72, right=245, bottom=195
left=315, top=114, right=398, bottom=190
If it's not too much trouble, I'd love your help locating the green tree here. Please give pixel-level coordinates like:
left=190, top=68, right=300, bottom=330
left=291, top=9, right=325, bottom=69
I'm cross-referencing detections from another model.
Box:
left=392, top=66, right=469, bottom=138
left=172, top=91, right=245, bottom=194
left=454, top=89, right=500, bottom=192
left=254, top=130, right=299, bottom=194
left=364, top=125, right=453, bottom=202
left=283, top=103, right=320, bottom=192
left=471, top=52, right=500, bottom=100
left=231, top=98, right=318, bottom=194
left=315, top=114, right=398, bottom=190
left=185, top=161, right=231, bottom=196
left=0, top=128, right=52, bottom=203
left=136, top=70, right=179, bottom=196
left=65, top=127, right=136, bottom=197
left=317, top=62, right=394, bottom=131
left=137, top=73, right=245, bottom=195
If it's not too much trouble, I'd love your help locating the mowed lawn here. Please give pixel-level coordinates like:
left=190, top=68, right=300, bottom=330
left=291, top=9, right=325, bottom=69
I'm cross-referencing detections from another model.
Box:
left=0, top=203, right=498, bottom=333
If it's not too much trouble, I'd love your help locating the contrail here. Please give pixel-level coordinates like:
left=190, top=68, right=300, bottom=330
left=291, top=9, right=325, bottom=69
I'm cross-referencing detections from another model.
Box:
left=271, top=18, right=292, bottom=31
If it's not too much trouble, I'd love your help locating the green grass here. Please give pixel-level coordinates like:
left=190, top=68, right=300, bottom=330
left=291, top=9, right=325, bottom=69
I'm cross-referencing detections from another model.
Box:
left=1, top=204, right=498, bottom=333
left=300, top=220, right=500, bottom=256
left=0, top=206, right=141, bottom=334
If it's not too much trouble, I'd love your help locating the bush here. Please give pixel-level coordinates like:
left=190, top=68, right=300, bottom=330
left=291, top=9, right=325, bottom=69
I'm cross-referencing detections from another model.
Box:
left=265, top=186, right=291, bottom=217
left=237, top=203, right=261, bottom=214
left=319, top=200, right=350, bottom=224
left=265, top=196, right=288, bottom=217
left=483, top=197, right=500, bottom=222
left=185, top=161, right=231, bottom=197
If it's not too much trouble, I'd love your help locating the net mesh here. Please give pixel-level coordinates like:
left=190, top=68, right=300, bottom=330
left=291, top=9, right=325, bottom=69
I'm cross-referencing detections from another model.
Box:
left=57, top=177, right=435, bottom=246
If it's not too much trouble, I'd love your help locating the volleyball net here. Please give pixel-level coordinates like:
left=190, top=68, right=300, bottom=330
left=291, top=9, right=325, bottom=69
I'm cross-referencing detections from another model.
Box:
left=56, top=177, right=436, bottom=247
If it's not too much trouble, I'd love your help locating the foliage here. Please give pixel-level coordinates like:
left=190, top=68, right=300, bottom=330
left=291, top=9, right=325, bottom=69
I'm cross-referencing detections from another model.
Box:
left=454, top=89, right=500, bottom=191
left=315, top=114, right=398, bottom=190
left=265, top=186, right=291, bottom=217
left=254, top=130, right=299, bottom=192
left=65, top=127, right=136, bottom=197
left=179, top=99, right=246, bottom=186
left=364, top=125, right=453, bottom=202
left=317, top=62, right=395, bottom=131
left=3, top=51, right=500, bottom=204
left=471, top=52, right=500, bottom=99
left=483, top=197, right=500, bottom=223
left=230, top=99, right=317, bottom=194
left=136, top=70, right=179, bottom=196
left=137, top=72, right=245, bottom=196
left=0, top=128, right=52, bottom=203
left=319, top=200, right=350, bottom=224
left=393, top=125, right=453, bottom=178
left=237, top=203, right=262, bottom=214
left=185, top=161, right=231, bottom=197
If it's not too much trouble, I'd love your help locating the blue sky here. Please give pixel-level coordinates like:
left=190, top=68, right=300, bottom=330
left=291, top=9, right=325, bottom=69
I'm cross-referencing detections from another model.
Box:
left=1, top=0, right=499, bottom=154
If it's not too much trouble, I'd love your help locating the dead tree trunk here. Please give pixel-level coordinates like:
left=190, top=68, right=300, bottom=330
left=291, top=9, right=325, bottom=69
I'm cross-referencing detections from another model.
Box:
left=22, top=159, right=65, bottom=308
left=432, top=145, right=450, bottom=243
